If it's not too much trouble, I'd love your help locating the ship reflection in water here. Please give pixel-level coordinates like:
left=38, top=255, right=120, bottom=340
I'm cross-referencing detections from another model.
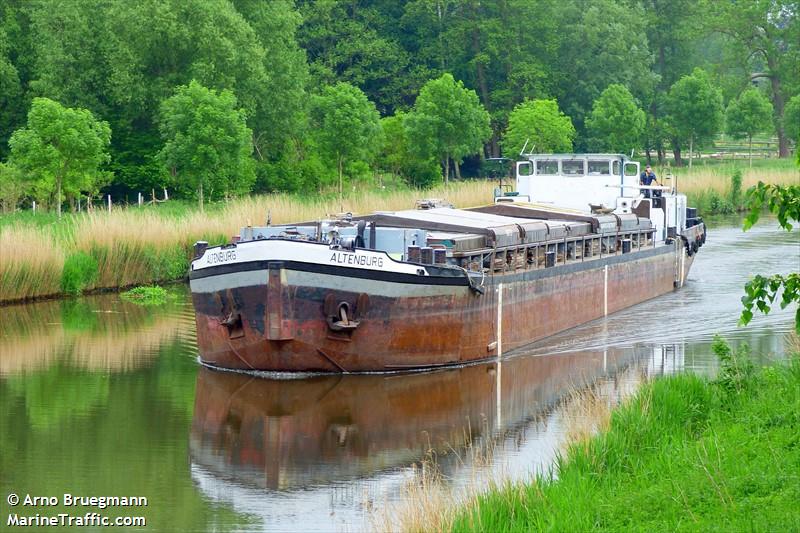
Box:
left=189, top=344, right=685, bottom=530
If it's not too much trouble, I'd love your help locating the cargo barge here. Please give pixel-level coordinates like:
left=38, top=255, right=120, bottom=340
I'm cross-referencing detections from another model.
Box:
left=189, top=154, right=706, bottom=372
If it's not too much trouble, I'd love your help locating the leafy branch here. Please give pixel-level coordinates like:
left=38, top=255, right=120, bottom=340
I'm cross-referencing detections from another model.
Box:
left=740, top=182, right=800, bottom=333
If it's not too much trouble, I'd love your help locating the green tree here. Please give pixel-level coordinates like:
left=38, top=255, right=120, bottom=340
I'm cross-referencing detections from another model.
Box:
left=725, top=88, right=774, bottom=167
left=783, top=94, right=800, bottom=146
left=378, top=113, right=439, bottom=188
left=586, top=84, right=646, bottom=153
left=8, top=97, right=110, bottom=218
left=0, top=162, right=24, bottom=213
left=0, top=25, right=22, bottom=158
left=704, top=0, right=799, bottom=158
left=405, top=73, right=491, bottom=183
left=740, top=182, right=800, bottom=333
left=310, top=83, right=381, bottom=208
left=550, top=0, right=654, bottom=150
left=502, top=99, right=575, bottom=156
left=157, top=81, right=254, bottom=210
left=666, top=68, right=724, bottom=167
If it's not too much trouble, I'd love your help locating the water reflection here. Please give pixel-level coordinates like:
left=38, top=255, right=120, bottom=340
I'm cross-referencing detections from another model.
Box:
left=0, top=291, right=191, bottom=375
left=189, top=345, right=661, bottom=529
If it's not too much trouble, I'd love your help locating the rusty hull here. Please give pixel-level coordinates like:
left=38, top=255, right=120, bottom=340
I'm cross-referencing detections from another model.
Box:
left=190, top=239, right=694, bottom=372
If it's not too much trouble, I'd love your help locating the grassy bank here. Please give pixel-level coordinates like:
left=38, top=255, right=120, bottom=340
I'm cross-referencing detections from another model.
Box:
left=445, top=338, right=800, bottom=532
left=0, top=181, right=493, bottom=302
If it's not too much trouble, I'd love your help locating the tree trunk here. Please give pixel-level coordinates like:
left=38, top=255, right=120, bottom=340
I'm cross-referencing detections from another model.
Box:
left=688, top=135, right=693, bottom=169
left=442, top=157, right=450, bottom=185
left=338, top=155, right=344, bottom=212
left=454, top=158, right=462, bottom=180
left=56, top=177, right=62, bottom=219
left=672, top=139, right=683, bottom=167
left=749, top=134, right=753, bottom=168
left=198, top=182, right=204, bottom=212
left=764, top=57, right=789, bottom=157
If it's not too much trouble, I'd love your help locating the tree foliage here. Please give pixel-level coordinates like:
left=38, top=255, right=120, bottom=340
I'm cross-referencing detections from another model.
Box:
left=703, top=0, right=799, bottom=158
left=586, top=84, right=646, bottom=153
left=378, top=113, right=439, bottom=188
left=9, top=98, right=110, bottom=217
left=725, top=88, right=774, bottom=166
left=405, top=73, right=490, bottom=183
left=740, top=182, right=800, bottom=333
left=502, top=99, right=575, bottom=156
left=157, top=81, right=254, bottom=210
left=783, top=94, right=800, bottom=145
left=666, top=68, right=724, bottom=165
left=310, top=82, right=381, bottom=202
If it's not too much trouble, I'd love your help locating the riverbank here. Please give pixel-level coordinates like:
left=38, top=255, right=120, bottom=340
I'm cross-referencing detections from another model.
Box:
left=1, top=161, right=796, bottom=303
left=436, top=337, right=800, bottom=532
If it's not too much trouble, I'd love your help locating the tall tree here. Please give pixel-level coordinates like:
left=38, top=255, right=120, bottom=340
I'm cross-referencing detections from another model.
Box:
left=8, top=98, right=111, bottom=218
left=378, top=112, right=439, bottom=188
left=640, top=0, right=703, bottom=164
left=405, top=73, right=491, bottom=183
left=704, top=0, right=799, bottom=158
left=297, top=0, right=411, bottom=115
left=586, top=84, right=646, bottom=154
left=666, top=68, right=724, bottom=167
left=157, top=81, right=254, bottom=210
left=310, top=82, right=381, bottom=209
left=0, top=26, right=22, bottom=158
left=550, top=0, right=654, bottom=150
left=502, top=99, right=575, bottom=156
left=725, top=88, right=774, bottom=167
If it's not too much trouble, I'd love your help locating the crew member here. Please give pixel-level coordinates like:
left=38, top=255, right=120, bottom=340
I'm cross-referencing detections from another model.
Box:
left=640, top=165, right=659, bottom=198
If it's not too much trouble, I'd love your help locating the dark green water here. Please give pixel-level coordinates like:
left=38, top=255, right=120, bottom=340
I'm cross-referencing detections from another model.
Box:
left=0, top=221, right=796, bottom=532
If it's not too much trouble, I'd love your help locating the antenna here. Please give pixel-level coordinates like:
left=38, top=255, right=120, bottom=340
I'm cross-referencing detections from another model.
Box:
left=630, top=148, right=634, bottom=158
left=520, top=138, right=530, bottom=156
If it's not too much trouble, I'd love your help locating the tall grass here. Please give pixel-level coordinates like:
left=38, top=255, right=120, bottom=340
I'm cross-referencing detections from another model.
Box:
left=659, top=164, right=799, bottom=215
left=0, top=181, right=494, bottom=302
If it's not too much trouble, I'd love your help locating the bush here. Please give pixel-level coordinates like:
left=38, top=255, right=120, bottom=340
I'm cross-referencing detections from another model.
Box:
left=729, top=169, right=743, bottom=208
left=60, top=252, right=99, bottom=295
left=120, top=285, right=169, bottom=305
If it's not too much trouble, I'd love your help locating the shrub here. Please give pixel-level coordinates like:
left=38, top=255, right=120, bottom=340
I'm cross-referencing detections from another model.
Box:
left=60, top=252, right=98, bottom=295
left=120, top=286, right=169, bottom=305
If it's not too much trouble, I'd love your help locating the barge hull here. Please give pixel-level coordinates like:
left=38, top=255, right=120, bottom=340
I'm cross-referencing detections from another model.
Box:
left=190, top=240, right=693, bottom=372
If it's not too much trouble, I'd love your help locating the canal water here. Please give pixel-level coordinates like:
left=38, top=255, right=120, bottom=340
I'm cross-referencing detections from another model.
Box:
left=0, top=220, right=797, bottom=532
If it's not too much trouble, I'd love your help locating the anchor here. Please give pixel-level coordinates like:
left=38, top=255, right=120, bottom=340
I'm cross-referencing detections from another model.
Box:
left=325, top=293, right=368, bottom=332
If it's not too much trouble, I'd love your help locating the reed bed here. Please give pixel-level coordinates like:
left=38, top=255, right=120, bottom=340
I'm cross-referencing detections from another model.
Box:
left=668, top=166, right=798, bottom=197
left=0, top=181, right=495, bottom=302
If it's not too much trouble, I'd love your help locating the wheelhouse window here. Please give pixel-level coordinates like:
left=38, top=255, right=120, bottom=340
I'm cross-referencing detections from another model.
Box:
left=561, top=160, right=584, bottom=176
left=613, top=161, right=621, bottom=175
left=535, top=160, right=558, bottom=175
left=588, top=160, right=611, bottom=175
left=517, top=161, right=533, bottom=176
